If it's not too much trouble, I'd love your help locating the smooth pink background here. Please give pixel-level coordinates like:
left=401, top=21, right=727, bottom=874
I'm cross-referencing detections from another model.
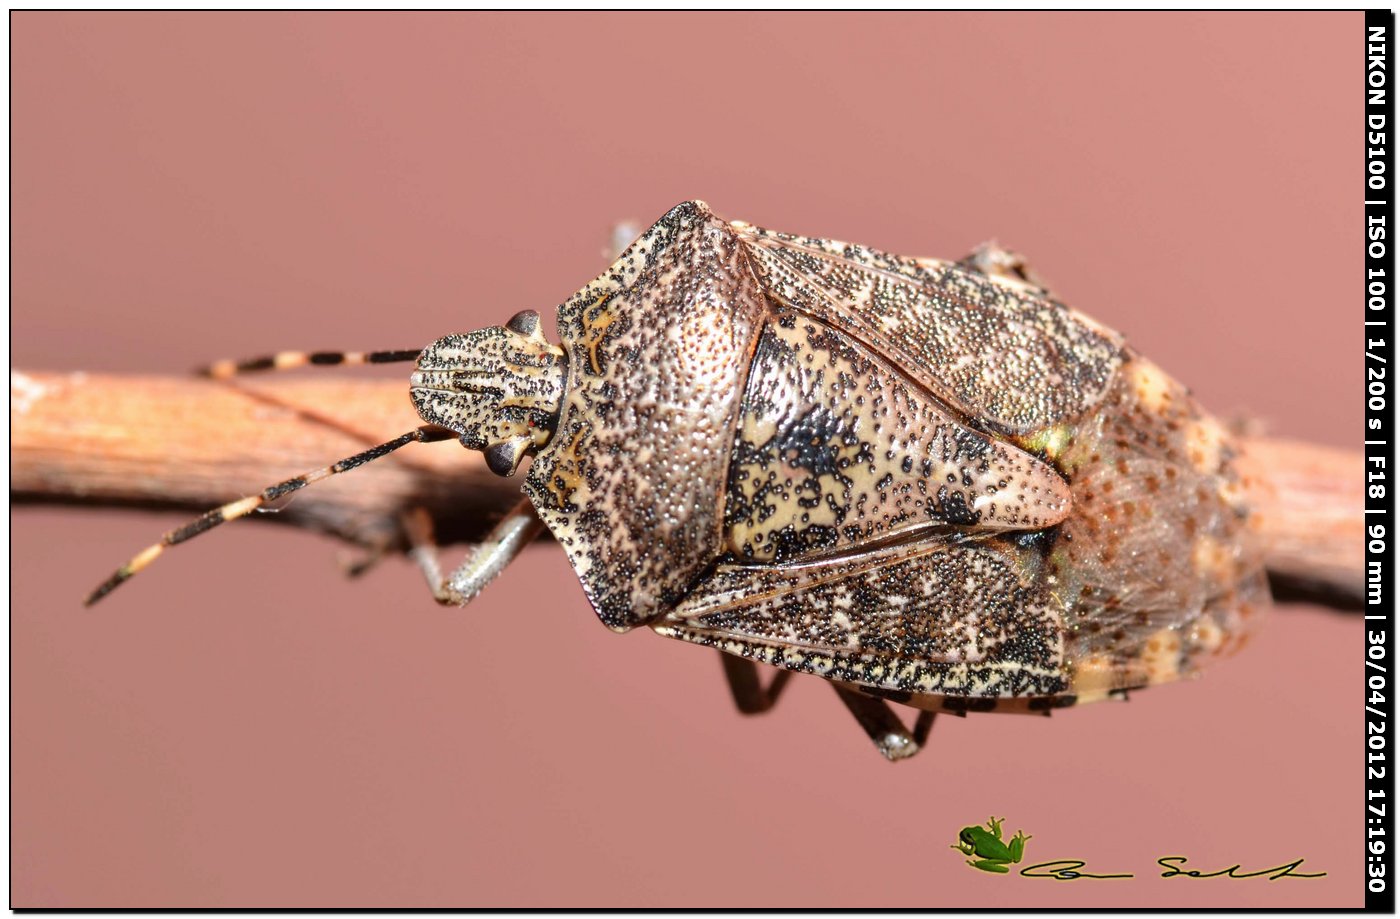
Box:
left=13, top=12, right=1361, bottom=907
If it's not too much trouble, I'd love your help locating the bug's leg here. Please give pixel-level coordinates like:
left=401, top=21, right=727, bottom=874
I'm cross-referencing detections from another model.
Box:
left=402, top=499, right=544, bottom=606
left=718, top=654, right=793, bottom=715
left=200, top=348, right=424, bottom=379
left=912, top=709, right=937, bottom=746
left=831, top=686, right=928, bottom=762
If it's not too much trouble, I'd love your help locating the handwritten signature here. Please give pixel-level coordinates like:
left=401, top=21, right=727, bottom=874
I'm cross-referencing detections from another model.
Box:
left=1016, top=856, right=1327, bottom=881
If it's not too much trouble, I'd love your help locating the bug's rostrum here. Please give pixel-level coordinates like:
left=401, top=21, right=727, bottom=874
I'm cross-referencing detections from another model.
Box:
left=410, top=309, right=568, bottom=476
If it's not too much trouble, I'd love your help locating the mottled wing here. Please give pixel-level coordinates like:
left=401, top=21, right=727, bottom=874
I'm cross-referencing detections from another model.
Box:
left=733, top=223, right=1125, bottom=436
left=1045, top=355, right=1273, bottom=700
left=655, top=536, right=1069, bottom=699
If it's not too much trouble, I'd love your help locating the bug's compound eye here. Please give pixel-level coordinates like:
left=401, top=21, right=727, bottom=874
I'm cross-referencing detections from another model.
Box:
left=484, top=440, right=526, bottom=476
left=505, top=309, right=541, bottom=336
left=410, top=317, right=567, bottom=476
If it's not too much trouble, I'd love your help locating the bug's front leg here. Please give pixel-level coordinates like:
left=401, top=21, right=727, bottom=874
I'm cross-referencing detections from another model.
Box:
left=402, top=498, right=543, bottom=606
left=718, top=654, right=793, bottom=715
left=832, top=685, right=936, bottom=762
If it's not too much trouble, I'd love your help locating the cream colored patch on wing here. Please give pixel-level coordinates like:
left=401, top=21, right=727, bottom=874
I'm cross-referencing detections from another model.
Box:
left=1185, top=416, right=1228, bottom=475
left=1141, top=629, right=1184, bottom=685
left=1192, top=534, right=1234, bottom=581
left=1189, top=617, right=1225, bottom=655
left=1129, top=360, right=1175, bottom=415
left=1069, top=653, right=1148, bottom=704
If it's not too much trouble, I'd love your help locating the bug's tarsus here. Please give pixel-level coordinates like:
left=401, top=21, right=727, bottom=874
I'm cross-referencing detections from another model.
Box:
left=402, top=499, right=544, bottom=606
left=200, top=349, right=424, bottom=379
left=85, top=425, right=454, bottom=606
left=719, top=653, right=792, bottom=714
left=832, top=685, right=936, bottom=762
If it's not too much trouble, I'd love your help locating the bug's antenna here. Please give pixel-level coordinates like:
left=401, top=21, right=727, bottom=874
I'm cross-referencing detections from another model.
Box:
left=200, top=349, right=424, bottom=379
left=84, top=425, right=455, bottom=606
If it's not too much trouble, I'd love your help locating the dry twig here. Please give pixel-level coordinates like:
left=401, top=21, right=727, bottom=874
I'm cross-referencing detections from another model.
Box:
left=11, top=370, right=1364, bottom=608
left=10, top=370, right=521, bottom=553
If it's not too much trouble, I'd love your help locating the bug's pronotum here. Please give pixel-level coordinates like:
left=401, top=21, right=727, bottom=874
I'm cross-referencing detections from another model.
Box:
left=75, top=201, right=1331, bottom=760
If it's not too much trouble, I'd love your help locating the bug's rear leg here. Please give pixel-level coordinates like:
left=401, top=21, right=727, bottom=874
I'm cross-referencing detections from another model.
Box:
left=402, top=499, right=543, bottom=606
left=719, top=654, right=793, bottom=715
left=832, top=685, right=937, bottom=762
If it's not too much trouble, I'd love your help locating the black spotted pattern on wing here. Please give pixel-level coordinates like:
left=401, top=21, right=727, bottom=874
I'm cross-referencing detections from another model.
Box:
left=723, top=316, right=1073, bottom=564
left=659, top=537, right=1068, bottom=699
left=735, top=227, right=1125, bottom=437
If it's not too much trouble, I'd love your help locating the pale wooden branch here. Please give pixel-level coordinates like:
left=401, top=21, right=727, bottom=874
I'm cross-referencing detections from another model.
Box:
left=10, top=370, right=524, bottom=553
left=11, top=370, right=1365, bottom=608
left=1234, top=436, right=1363, bottom=608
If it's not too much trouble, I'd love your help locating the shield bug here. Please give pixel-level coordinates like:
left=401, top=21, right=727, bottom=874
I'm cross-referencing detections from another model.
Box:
left=88, top=201, right=1268, bottom=761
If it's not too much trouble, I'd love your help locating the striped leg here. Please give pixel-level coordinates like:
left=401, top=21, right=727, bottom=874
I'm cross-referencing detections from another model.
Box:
left=832, top=685, right=937, bottom=762
left=201, top=348, right=424, bottom=379
left=85, top=426, right=455, bottom=606
left=719, top=654, right=793, bottom=715
left=402, top=500, right=543, bottom=606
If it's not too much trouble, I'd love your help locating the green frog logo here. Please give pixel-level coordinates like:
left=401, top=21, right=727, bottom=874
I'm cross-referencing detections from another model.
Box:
left=951, top=817, right=1031, bottom=874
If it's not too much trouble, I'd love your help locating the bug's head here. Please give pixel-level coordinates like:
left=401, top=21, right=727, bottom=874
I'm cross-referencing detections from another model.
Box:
left=410, top=310, right=567, bottom=476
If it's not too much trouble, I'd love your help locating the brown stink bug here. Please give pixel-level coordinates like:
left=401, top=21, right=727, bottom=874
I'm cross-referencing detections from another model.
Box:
left=88, top=201, right=1268, bottom=761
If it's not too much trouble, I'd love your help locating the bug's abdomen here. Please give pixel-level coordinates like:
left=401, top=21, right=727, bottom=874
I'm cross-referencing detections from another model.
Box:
left=723, top=313, right=1073, bottom=565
